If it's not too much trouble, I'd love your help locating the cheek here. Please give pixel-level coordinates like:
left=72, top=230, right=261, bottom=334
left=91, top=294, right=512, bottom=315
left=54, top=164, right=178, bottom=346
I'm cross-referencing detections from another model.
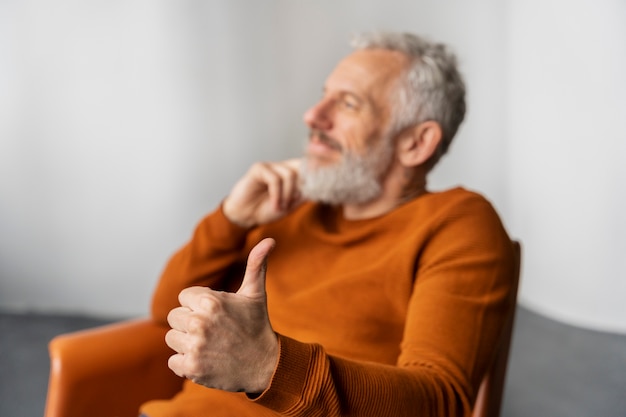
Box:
left=338, top=120, right=382, bottom=154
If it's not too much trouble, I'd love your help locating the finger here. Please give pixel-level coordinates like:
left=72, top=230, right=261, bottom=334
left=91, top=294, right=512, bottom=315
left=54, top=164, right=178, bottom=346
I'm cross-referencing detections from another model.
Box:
left=168, top=352, right=186, bottom=378
left=250, top=162, right=284, bottom=212
left=271, top=162, right=300, bottom=210
left=284, top=158, right=307, bottom=207
left=283, top=158, right=303, bottom=171
left=167, top=306, right=192, bottom=331
left=165, top=328, right=188, bottom=354
left=177, top=286, right=211, bottom=310
left=236, top=238, right=276, bottom=298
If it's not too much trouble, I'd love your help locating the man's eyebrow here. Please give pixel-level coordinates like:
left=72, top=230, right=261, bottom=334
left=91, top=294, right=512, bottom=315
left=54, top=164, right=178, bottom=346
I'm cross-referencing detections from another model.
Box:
left=322, top=87, right=367, bottom=104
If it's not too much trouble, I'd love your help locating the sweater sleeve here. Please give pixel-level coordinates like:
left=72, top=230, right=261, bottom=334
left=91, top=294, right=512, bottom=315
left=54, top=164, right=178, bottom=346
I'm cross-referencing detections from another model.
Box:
left=150, top=204, right=251, bottom=324
left=254, top=335, right=468, bottom=417
left=253, top=194, right=517, bottom=417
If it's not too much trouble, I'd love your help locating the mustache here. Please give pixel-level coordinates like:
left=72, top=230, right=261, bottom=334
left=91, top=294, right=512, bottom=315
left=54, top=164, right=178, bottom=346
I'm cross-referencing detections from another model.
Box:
left=308, top=130, right=343, bottom=152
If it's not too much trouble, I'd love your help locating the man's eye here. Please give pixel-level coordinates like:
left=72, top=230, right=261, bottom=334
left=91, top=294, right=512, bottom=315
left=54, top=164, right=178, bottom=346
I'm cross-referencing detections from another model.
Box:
left=343, top=100, right=358, bottom=109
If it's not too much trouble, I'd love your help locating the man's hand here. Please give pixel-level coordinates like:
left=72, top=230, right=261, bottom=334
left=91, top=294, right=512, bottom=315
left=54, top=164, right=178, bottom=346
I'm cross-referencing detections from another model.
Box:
left=165, top=238, right=279, bottom=394
left=223, top=159, right=303, bottom=228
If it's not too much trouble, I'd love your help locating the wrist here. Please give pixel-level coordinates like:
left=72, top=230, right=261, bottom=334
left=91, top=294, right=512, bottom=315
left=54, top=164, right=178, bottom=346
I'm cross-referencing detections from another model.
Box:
left=247, top=334, right=280, bottom=396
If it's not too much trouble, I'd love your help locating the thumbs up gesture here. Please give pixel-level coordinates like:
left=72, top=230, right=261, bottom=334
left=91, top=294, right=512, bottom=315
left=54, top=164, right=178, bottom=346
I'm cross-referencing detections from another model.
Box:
left=165, top=238, right=279, bottom=394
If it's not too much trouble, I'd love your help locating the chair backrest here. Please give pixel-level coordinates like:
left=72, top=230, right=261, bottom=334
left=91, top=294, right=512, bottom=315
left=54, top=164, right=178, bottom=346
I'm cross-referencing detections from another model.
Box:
left=471, top=241, right=522, bottom=417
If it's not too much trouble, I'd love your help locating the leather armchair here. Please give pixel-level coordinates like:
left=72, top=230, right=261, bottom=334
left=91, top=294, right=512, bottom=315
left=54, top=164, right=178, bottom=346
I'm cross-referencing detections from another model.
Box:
left=44, top=319, right=183, bottom=417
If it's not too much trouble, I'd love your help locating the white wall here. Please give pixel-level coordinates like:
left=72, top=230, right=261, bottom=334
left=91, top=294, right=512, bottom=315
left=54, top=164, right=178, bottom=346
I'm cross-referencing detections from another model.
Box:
left=0, top=0, right=509, bottom=318
left=1, top=0, right=623, bottom=334
left=507, top=0, right=626, bottom=333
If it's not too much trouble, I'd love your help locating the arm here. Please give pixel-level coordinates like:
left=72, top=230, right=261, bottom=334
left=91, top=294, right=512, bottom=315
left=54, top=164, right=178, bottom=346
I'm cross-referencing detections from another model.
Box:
left=252, top=197, right=517, bottom=416
left=163, top=187, right=515, bottom=416
left=151, top=159, right=303, bottom=324
left=150, top=207, right=250, bottom=324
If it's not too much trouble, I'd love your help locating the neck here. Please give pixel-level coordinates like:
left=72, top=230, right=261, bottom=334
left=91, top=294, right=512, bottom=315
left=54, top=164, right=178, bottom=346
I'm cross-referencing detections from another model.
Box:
left=342, top=199, right=398, bottom=220
left=341, top=167, right=427, bottom=220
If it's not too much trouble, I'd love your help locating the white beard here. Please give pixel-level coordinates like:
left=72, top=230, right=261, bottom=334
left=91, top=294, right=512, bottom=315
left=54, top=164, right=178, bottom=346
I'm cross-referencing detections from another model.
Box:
left=299, top=137, right=394, bottom=205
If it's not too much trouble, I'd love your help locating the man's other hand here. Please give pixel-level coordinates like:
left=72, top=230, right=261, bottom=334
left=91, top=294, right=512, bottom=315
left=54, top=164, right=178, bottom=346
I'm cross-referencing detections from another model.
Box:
left=223, top=159, right=303, bottom=228
left=165, top=238, right=279, bottom=394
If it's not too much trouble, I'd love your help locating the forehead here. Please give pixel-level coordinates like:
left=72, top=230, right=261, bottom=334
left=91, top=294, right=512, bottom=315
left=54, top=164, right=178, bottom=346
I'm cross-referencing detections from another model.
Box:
left=325, top=49, right=409, bottom=97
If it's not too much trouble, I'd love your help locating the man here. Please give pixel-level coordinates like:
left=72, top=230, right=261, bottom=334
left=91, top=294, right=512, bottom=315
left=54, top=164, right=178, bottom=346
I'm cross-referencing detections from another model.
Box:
left=140, top=31, right=516, bottom=417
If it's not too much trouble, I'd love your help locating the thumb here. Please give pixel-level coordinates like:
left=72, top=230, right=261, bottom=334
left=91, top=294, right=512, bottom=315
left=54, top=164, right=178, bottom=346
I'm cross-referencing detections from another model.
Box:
left=237, top=238, right=276, bottom=298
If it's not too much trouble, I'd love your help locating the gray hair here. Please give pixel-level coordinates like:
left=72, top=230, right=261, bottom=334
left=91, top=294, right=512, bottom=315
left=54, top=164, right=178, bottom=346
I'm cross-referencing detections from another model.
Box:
left=351, top=31, right=466, bottom=165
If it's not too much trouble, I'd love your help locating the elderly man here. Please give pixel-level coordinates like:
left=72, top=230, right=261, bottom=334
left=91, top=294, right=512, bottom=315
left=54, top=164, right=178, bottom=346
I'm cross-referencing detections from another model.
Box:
left=141, top=31, right=516, bottom=417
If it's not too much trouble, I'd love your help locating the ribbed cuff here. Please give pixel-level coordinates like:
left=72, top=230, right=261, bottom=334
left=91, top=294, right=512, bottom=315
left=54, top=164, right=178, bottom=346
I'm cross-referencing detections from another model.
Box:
left=252, top=334, right=316, bottom=413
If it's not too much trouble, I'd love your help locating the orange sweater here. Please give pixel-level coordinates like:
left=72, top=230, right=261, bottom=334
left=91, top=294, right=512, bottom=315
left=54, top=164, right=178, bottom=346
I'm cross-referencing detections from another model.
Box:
left=142, top=187, right=516, bottom=417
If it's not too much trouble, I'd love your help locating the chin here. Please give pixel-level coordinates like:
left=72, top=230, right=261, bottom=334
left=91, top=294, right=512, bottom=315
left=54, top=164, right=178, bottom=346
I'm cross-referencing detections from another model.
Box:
left=305, top=153, right=339, bottom=170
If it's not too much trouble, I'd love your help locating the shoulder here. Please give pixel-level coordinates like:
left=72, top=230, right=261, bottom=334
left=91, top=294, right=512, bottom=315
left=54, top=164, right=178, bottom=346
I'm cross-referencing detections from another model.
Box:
left=401, top=187, right=512, bottom=254
left=401, top=187, right=503, bottom=227
left=422, top=186, right=494, bottom=209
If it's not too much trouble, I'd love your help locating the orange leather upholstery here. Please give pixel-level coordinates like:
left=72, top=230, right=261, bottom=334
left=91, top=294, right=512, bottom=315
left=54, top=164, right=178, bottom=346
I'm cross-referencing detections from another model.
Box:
left=472, top=241, right=521, bottom=417
left=45, top=319, right=183, bottom=417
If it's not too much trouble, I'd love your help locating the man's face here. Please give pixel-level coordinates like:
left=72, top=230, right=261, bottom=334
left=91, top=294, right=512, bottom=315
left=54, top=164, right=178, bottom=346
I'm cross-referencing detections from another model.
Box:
left=300, top=49, right=409, bottom=205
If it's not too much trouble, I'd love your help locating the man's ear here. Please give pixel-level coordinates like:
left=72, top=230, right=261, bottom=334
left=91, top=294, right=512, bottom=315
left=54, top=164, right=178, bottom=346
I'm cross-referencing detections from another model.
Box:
left=396, top=121, right=443, bottom=167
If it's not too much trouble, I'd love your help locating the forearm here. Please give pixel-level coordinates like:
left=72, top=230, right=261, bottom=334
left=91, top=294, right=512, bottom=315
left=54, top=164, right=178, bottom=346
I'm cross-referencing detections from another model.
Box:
left=254, top=335, right=471, bottom=417
left=151, top=205, right=250, bottom=323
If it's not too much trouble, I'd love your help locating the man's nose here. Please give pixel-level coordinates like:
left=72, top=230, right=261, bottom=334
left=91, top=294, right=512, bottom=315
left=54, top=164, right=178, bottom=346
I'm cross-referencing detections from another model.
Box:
left=303, top=98, right=333, bottom=130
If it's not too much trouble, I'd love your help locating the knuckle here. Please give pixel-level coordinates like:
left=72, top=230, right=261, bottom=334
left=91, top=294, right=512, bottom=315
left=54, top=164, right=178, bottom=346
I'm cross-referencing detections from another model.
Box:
left=198, top=293, right=223, bottom=314
left=186, top=295, right=224, bottom=334
left=187, top=315, right=207, bottom=334
left=188, top=355, right=206, bottom=372
left=251, top=161, right=270, bottom=173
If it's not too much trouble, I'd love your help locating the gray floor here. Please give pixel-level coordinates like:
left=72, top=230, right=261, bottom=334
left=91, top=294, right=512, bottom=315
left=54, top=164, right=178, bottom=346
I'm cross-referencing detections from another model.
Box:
left=1, top=307, right=625, bottom=417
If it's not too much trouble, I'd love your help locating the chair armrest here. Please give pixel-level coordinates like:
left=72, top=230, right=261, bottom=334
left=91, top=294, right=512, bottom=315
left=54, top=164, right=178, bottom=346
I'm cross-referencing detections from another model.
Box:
left=45, top=318, right=184, bottom=417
